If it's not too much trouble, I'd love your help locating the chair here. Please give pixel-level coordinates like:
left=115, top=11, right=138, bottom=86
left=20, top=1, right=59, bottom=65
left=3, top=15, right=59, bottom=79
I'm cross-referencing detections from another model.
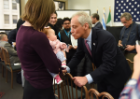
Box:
left=88, top=88, right=99, bottom=99
left=98, top=92, right=114, bottom=99
left=126, top=58, right=133, bottom=70
left=0, top=47, right=5, bottom=77
left=88, top=88, right=114, bottom=99
left=126, top=58, right=133, bottom=66
left=53, top=73, right=88, bottom=99
left=2, top=47, right=21, bottom=88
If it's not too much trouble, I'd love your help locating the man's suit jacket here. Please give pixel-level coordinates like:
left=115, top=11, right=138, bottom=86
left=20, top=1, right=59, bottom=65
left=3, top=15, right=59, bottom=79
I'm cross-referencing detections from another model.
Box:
left=68, top=27, right=131, bottom=87
left=0, top=41, right=20, bottom=64
left=94, top=22, right=103, bottom=29
left=8, top=29, right=17, bottom=45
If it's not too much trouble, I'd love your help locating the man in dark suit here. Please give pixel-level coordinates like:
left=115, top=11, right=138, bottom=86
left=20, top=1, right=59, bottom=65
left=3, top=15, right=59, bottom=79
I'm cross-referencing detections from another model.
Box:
left=91, top=13, right=103, bottom=29
left=63, top=12, right=131, bottom=99
left=8, top=19, right=25, bottom=45
left=0, top=33, right=20, bottom=65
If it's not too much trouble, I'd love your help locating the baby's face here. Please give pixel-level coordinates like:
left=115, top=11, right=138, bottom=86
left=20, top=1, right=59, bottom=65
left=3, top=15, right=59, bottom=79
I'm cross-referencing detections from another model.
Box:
left=48, top=30, right=57, bottom=41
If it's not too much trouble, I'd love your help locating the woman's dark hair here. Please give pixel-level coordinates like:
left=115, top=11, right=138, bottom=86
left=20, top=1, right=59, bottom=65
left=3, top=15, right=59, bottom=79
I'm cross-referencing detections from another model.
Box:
left=56, top=18, right=63, bottom=30
left=62, top=17, right=71, bottom=24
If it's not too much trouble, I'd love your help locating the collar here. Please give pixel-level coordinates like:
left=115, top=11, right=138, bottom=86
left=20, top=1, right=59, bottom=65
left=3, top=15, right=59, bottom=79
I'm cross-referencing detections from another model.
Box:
left=94, top=21, right=100, bottom=26
left=64, top=29, right=71, bottom=32
left=0, top=41, right=8, bottom=43
left=85, top=29, right=92, bottom=42
left=125, top=22, right=134, bottom=29
left=64, top=29, right=71, bottom=37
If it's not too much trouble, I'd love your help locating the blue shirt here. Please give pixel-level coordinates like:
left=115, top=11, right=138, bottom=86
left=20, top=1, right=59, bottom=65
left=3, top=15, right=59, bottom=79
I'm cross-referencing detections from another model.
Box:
left=85, top=29, right=94, bottom=84
left=120, top=22, right=140, bottom=53
left=85, top=30, right=92, bottom=50
left=58, top=29, right=71, bottom=41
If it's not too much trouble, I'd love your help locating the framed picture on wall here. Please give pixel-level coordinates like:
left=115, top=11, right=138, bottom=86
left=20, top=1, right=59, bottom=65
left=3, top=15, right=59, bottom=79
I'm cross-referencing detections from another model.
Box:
left=54, top=1, right=65, bottom=10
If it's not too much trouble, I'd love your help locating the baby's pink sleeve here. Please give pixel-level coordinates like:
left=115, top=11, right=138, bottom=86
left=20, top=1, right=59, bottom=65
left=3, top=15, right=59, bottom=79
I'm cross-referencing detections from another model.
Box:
left=56, top=40, right=67, bottom=50
left=49, top=40, right=56, bottom=50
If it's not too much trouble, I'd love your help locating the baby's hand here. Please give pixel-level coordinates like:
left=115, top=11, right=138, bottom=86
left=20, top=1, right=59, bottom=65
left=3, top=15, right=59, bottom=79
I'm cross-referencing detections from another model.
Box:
left=61, top=44, right=67, bottom=49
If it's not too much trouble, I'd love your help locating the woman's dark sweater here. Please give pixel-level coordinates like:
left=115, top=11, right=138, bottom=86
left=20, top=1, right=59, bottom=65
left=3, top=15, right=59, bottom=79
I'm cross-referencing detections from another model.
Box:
left=16, top=26, right=61, bottom=89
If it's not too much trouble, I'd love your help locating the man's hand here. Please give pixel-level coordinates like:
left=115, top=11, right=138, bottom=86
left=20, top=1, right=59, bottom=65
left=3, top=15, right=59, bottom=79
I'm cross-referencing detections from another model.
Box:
left=68, top=45, right=73, bottom=50
left=125, top=45, right=135, bottom=51
left=12, top=42, right=16, bottom=47
left=118, top=43, right=123, bottom=47
left=118, top=40, right=123, bottom=47
left=73, top=76, right=88, bottom=87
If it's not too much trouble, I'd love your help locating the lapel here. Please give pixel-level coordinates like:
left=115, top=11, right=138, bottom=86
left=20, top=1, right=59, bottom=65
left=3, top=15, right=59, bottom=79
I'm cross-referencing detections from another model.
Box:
left=91, top=28, right=98, bottom=63
left=95, top=22, right=99, bottom=27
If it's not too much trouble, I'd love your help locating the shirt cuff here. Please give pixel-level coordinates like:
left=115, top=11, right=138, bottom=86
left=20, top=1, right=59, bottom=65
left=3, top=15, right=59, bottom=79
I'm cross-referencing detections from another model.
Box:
left=127, top=79, right=137, bottom=85
left=12, top=45, right=15, bottom=48
left=66, top=66, right=70, bottom=73
left=85, top=74, right=93, bottom=84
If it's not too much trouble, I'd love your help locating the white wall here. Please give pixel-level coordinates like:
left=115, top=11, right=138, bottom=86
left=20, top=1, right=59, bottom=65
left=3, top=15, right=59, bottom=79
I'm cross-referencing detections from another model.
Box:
left=68, top=0, right=90, bottom=10
left=68, top=0, right=123, bottom=26
left=25, top=0, right=28, bottom=3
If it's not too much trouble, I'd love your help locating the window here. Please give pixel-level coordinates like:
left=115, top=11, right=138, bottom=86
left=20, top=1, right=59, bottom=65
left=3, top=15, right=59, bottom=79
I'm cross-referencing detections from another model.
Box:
left=3, top=0, right=9, bottom=9
left=4, top=14, right=10, bottom=24
left=12, top=0, right=17, bottom=10
left=12, top=15, right=17, bottom=24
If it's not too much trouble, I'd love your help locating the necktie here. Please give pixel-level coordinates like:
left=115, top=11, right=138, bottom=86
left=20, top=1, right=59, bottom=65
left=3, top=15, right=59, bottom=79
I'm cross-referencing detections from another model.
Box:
left=84, top=40, right=92, bottom=56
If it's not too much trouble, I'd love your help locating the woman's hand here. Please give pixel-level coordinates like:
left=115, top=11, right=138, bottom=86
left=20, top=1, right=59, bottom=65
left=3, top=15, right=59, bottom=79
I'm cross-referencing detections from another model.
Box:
left=132, top=41, right=140, bottom=80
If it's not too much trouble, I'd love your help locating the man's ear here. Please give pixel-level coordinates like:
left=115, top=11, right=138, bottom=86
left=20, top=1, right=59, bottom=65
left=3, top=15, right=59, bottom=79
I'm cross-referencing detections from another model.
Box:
left=83, top=23, right=89, bottom=30
left=129, top=18, right=132, bottom=21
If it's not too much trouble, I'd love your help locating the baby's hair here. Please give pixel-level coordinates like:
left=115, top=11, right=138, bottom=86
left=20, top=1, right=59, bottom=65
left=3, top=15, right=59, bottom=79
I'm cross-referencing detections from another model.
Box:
left=42, top=27, right=52, bottom=36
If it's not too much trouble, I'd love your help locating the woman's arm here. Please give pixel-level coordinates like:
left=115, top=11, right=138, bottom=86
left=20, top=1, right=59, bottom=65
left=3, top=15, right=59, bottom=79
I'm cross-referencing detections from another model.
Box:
left=31, top=31, right=61, bottom=73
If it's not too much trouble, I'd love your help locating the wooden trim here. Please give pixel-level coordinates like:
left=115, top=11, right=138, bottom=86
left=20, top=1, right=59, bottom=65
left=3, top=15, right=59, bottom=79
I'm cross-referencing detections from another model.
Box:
left=126, top=58, right=133, bottom=64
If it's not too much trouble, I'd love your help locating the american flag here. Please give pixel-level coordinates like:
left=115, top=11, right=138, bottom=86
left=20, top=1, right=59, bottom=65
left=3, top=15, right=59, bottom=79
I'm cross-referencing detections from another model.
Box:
left=114, top=0, right=140, bottom=22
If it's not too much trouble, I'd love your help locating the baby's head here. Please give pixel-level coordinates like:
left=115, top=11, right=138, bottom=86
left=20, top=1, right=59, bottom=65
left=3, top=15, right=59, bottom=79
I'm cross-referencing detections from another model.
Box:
left=43, top=27, right=57, bottom=41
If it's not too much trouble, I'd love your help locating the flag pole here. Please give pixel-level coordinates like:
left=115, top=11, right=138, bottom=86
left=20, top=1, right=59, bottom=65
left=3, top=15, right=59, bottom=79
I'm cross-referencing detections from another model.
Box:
left=110, top=6, right=113, bottom=26
left=97, top=9, right=98, bottom=14
left=109, top=6, right=111, bottom=12
left=102, top=7, right=106, bottom=30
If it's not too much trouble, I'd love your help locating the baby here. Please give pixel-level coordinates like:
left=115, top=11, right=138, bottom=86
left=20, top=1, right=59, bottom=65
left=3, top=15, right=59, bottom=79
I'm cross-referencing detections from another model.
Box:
left=42, top=27, right=69, bottom=84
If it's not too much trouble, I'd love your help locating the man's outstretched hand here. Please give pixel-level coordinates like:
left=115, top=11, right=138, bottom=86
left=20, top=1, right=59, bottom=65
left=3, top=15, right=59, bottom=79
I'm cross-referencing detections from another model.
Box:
left=72, top=76, right=88, bottom=87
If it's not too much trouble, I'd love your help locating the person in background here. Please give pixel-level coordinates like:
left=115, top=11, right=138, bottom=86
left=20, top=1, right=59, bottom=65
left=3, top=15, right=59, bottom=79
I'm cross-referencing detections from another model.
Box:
left=118, top=12, right=140, bottom=70
left=16, top=0, right=63, bottom=99
left=56, top=18, right=63, bottom=30
left=47, top=11, right=60, bottom=37
left=119, top=40, right=140, bottom=99
left=0, top=33, right=20, bottom=65
left=8, top=19, right=25, bottom=45
left=91, top=13, right=103, bottom=29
